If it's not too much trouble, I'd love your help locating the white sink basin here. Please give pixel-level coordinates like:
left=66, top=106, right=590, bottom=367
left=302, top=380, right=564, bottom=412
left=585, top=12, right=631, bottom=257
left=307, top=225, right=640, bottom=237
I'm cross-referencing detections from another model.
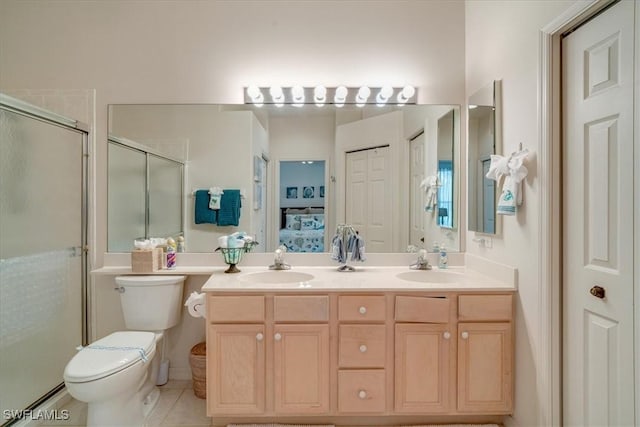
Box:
left=240, top=271, right=315, bottom=284
left=396, top=270, right=463, bottom=284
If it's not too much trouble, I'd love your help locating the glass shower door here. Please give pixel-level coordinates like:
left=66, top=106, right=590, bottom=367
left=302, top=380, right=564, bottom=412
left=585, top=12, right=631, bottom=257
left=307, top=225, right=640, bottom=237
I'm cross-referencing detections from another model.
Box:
left=0, top=103, right=86, bottom=421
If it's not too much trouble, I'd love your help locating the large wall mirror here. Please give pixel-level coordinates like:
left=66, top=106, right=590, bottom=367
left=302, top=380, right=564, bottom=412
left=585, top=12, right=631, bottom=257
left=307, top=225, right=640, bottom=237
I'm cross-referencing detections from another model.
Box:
left=107, top=103, right=461, bottom=253
left=467, top=80, right=502, bottom=235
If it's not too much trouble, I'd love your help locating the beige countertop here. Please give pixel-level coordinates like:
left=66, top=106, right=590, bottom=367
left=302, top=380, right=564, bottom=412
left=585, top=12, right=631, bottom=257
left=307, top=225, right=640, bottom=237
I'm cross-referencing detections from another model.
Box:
left=200, top=265, right=516, bottom=293
left=92, top=252, right=517, bottom=292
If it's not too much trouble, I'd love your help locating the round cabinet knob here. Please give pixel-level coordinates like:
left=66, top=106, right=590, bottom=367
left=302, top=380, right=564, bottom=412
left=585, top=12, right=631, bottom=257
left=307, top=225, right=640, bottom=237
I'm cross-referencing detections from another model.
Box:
left=359, top=306, right=367, bottom=315
left=359, top=344, right=368, bottom=353
left=461, top=331, right=469, bottom=340
left=274, top=333, right=282, bottom=341
left=358, top=390, right=367, bottom=399
left=256, top=333, right=264, bottom=341
left=443, top=332, right=451, bottom=340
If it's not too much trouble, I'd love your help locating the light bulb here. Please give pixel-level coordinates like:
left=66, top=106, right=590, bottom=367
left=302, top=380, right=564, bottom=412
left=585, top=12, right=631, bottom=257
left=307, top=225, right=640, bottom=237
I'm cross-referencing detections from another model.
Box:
left=356, top=86, right=371, bottom=107
left=291, top=86, right=305, bottom=102
left=402, top=85, right=415, bottom=98
left=314, top=85, right=326, bottom=106
left=246, top=85, right=264, bottom=106
left=270, top=86, right=284, bottom=102
left=334, top=85, right=348, bottom=107
left=397, top=85, right=415, bottom=105
left=376, top=85, right=393, bottom=106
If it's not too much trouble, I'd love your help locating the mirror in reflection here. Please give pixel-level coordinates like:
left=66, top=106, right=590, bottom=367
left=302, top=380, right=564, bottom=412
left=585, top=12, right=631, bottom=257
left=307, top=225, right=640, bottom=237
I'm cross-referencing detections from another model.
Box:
left=467, top=80, right=502, bottom=235
left=108, top=104, right=461, bottom=253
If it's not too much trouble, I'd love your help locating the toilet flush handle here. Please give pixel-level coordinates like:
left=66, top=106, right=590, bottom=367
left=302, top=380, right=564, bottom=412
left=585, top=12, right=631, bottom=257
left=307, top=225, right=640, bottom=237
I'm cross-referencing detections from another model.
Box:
left=114, top=286, right=125, bottom=293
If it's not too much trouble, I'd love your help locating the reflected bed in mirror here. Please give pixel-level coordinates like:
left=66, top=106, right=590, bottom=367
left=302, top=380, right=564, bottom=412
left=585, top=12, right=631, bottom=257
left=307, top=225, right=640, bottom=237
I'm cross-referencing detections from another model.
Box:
left=108, top=104, right=461, bottom=253
left=467, top=80, right=502, bottom=235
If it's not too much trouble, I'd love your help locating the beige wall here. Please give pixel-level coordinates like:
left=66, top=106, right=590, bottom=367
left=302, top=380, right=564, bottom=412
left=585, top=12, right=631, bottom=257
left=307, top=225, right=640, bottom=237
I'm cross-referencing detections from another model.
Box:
left=0, top=0, right=466, bottom=268
left=1, top=1, right=587, bottom=421
left=465, top=1, right=575, bottom=426
left=0, top=0, right=465, bottom=386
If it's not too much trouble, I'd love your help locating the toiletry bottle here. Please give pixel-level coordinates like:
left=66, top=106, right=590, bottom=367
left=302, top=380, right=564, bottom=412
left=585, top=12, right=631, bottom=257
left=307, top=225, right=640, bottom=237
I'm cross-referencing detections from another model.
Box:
left=166, top=245, right=176, bottom=269
left=432, top=241, right=440, bottom=253
left=438, top=244, right=448, bottom=269
left=177, top=235, right=185, bottom=253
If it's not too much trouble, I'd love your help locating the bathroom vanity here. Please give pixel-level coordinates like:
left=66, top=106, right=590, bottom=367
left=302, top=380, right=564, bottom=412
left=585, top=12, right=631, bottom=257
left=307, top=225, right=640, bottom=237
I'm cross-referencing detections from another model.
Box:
left=201, top=266, right=515, bottom=425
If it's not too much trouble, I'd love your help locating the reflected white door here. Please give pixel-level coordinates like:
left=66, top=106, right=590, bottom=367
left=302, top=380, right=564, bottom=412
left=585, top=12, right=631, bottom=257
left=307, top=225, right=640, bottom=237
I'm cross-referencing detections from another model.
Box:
left=346, top=146, right=392, bottom=252
left=562, top=1, right=635, bottom=426
left=409, top=133, right=426, bottom=247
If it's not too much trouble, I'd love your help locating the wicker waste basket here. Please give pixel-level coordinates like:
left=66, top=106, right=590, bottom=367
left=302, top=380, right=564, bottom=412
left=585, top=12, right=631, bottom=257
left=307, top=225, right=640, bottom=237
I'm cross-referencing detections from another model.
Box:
left=189, top=342, right=206, bottom=399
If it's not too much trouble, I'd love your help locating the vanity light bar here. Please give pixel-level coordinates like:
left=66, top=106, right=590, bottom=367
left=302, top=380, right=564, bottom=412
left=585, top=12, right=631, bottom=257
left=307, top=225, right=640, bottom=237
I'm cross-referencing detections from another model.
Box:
left=244, top=86, right=416, bottom=107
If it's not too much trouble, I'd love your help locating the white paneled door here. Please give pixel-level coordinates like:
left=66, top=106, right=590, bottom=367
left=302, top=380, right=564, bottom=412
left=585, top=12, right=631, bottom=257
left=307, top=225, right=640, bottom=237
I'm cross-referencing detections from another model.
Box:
left=562, top=1, right=635, bottom=426
left=346, top=146, right=392, bottom=252
left=409, top=133, right=426, bottom=248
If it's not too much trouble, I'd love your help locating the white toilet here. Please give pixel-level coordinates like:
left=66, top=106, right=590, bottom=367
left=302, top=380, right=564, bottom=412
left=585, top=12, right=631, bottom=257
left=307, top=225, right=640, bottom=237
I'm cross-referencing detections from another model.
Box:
left=64, top=275, right=186, bottom=427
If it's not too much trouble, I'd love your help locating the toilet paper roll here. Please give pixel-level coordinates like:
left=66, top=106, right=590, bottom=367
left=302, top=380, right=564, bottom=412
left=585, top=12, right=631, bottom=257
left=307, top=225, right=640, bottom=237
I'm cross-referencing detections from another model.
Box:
left=184, top=291, right=206, bottom=319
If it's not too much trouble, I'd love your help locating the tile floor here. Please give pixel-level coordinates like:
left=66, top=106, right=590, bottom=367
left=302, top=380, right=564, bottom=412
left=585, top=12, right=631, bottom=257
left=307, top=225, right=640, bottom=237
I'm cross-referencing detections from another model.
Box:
left=40, top=380, right=210, bottom=427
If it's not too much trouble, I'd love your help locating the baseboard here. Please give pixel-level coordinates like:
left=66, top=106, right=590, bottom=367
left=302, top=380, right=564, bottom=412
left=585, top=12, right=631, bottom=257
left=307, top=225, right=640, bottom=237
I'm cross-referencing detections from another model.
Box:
left=503, top=415, right=518, bottom=427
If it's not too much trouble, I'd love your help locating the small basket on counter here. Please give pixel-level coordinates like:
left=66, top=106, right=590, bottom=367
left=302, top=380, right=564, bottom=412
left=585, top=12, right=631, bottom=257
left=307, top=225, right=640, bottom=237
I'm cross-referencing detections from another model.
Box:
left=215, top=240, right=258, bottom=274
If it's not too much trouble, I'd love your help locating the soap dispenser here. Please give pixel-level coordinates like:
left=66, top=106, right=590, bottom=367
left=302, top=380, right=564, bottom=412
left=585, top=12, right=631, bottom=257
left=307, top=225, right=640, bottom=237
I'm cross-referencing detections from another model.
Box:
left=438, top=243, right=448, bottom=269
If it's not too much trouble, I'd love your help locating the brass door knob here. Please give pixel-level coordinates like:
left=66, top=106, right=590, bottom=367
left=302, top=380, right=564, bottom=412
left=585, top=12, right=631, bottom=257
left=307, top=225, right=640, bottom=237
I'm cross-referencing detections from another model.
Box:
left=590, top=285, right=605, bottom=299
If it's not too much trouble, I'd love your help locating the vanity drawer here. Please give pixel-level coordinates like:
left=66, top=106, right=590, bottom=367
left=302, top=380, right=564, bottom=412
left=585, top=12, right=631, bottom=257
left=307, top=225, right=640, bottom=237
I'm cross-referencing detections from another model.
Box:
left=458, top=294, right=513, bottom=321
left=207, top=295, right=265, bottom=322
left=339, top=325, right=386, bottom=368
left=338, top=295, right=386, bottom=322
left=338, top=370, right=386, bottom=413
left=395, top=296, right=450, bottom=323
left=273, top=295, right=329, bottom=322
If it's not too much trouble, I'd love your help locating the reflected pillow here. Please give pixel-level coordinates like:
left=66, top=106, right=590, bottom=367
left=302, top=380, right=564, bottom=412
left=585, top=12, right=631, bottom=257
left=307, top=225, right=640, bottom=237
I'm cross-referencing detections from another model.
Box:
left=285, top=214, right=301, bottom=230
left=312, top=214, right=325, bottom=229
left=300, top=216, right=315, bottom=231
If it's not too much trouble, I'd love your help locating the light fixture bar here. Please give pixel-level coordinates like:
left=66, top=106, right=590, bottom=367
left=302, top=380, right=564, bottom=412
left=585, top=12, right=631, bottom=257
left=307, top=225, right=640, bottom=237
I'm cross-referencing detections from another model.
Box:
left=243, top=86, right=417, bottom=106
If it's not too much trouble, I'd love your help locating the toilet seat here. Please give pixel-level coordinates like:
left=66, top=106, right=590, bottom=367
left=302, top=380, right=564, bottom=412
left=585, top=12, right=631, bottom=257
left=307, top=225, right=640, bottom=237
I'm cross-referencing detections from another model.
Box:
left=64, top=331, right=156, bottom=383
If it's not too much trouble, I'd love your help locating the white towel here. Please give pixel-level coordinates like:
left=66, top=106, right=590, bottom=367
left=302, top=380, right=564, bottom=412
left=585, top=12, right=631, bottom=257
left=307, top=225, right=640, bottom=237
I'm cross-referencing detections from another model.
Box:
left=420, top=175, right=439, bottom=212
left=486, top=149, right=529, bottom=216
left=209, top=187, right=224, bottom=210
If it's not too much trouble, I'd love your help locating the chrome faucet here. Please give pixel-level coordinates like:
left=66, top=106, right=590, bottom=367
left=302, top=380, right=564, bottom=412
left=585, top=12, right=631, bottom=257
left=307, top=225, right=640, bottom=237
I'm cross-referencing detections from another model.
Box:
left=269, top=245, right=291, bottom=270
left=410, top=249, right=432, bottom=270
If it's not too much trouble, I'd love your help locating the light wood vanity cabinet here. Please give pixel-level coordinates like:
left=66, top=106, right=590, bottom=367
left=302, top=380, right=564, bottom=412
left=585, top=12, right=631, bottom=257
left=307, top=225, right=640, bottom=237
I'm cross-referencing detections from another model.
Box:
left=337, top=295, right=387, bottom=414
left=206, top=295, right=330, bottom=416
left=206, top=291, right=514, bottom=421
left=457, top=295, right=513, bottom=414
left=394, top=295, right=453, bottom=414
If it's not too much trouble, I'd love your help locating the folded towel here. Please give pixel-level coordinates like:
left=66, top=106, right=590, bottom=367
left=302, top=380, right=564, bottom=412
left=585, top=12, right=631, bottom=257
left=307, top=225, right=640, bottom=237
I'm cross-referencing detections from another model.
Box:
left=420, top=175, right=439, bottom=212
left=486, top=148, right=529, bottom=216
left=348, top=233, right=366, bottom=262
left=217, top=189, right=242, bottom=226
left=194, top=190, right=217, bottom=224
left=496, top=176, right=518, bottom=216
left=331, top=234, right=345, bottom=263
left=209, top=187, right=224, bottom=210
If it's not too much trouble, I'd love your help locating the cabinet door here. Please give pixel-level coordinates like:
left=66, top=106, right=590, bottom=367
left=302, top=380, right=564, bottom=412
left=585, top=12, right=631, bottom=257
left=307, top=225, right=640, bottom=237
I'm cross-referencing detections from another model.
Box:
left=273, top=324, right=330, bottom=414
left=394, top=323, right=451, bottom=413
left=207, top=324, right=265, bottom=415
left=457, top=322, right=513, bottom=413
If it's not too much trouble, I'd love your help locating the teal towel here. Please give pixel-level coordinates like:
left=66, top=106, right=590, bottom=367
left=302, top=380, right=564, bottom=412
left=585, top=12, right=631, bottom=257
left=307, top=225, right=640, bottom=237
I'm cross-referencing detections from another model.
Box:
left=217, top=189, right=242, bottom=226
left=194, top=190, right=216, bottom=224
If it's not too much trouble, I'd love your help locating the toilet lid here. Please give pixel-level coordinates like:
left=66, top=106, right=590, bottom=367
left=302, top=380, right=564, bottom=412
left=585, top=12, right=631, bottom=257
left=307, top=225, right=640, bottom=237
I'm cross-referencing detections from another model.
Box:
left=64, top=331, right=156, bottom=383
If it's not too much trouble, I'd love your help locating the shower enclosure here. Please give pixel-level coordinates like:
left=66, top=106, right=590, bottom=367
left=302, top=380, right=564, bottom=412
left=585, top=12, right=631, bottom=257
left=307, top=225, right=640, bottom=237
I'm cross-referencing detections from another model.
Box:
left=0, top=94, right=88, bottom=425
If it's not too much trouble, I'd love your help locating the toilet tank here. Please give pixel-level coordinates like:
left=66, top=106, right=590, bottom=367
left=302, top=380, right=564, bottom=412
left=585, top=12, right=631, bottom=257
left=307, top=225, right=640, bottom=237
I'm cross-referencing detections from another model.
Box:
left=115, top=275, right=186, bottom=331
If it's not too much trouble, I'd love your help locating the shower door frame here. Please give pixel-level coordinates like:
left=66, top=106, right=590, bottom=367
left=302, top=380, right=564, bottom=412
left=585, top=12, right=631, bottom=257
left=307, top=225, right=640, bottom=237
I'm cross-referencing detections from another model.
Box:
left=0, top=94, right=89, bottom=417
